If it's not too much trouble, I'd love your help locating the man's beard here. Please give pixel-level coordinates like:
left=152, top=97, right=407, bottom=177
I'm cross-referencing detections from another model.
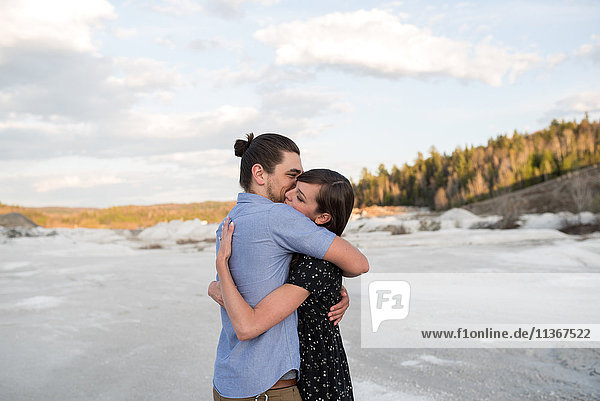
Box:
left=266, top=179, right=286, bottom=203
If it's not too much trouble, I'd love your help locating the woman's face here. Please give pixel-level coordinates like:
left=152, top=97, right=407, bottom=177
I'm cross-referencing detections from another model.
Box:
left=284, top=181, right=322, bottom=221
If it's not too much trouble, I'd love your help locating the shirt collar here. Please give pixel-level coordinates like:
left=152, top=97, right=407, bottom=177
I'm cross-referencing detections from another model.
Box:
left=236, top=192, right=275, bottom=204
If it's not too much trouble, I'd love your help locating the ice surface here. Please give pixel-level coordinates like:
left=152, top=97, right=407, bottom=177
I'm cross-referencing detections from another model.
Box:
left=401, top=355, right=462, bottom=367
left=2, top=261, right=31, bottom=270
left=5, top=296, right=64, bottom=311
left=1, top=211, right=599, bottom=400
left=353, top=380, right=434, bottom=401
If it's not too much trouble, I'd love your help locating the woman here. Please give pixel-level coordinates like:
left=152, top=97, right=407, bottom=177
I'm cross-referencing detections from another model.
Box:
left=216, top=169, right=357, bottom=401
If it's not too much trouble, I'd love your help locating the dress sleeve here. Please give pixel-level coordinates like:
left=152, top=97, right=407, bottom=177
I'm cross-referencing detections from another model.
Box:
left=287, top=255, right=337, bottom=298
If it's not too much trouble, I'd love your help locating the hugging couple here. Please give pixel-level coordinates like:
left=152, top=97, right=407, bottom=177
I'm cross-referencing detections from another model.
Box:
left=208, top=133, right=370, bottom=401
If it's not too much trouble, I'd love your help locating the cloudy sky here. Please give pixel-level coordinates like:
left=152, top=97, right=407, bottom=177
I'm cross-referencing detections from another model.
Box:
left=1, top=0, right=599, bottom=207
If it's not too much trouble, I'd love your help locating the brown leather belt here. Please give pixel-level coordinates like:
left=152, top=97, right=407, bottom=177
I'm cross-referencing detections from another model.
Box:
left=269, top=378, right=297, bottom=389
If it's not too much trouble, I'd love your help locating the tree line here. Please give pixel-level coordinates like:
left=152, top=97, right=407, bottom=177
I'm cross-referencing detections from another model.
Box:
left=353, top=117, right=600, bottom=210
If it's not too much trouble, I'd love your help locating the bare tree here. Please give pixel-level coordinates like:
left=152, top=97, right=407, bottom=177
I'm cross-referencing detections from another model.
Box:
left=494, top=194, right=522, bottom=229
left=569, top=173, right=592, bottom=224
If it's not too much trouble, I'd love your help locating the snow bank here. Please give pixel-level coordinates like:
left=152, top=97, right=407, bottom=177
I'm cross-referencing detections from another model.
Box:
left=345, top=208, right=499, bottom=234
left=520, top=212, right=597, bottom=229
left=439, top=208, right=478, bottom=221
left=439, top=208, right=493, bottom=229
left=1, top=210, right=596, bottom=251
left=345, top=215, right=419, bottom=234
left=52, top=227, right=129, bottom=244
left=0, top=226, right=56, bottom=238
left=346, top=209, right=597, bottom=237
left=138, top=218, right=218, bottom=246
left=0, top=219, right=220, bottom=250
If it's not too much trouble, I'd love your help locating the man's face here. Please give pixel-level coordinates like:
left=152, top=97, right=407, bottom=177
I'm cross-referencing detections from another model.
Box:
left=265, top=151, right=303, bottom=203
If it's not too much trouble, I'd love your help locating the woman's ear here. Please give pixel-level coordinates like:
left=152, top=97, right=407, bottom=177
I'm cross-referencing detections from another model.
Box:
left=251, top=163, right=266, bottom=186
left=315, top=213, right=331, bottom=225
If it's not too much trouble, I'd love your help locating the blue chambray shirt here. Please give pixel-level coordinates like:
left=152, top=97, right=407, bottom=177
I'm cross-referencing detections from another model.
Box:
left=213, top=192, right=336, bottom=398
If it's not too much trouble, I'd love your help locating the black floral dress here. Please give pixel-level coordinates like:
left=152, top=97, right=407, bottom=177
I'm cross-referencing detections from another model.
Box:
left=287, top=254, right=354, bottom=401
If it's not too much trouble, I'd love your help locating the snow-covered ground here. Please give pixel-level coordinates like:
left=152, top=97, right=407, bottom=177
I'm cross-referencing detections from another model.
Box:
left=1, top=210, right=599, bottom=400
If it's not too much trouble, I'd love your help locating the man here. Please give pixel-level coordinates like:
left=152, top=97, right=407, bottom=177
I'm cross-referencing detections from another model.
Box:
left=210, top=133, right=369, bottom=400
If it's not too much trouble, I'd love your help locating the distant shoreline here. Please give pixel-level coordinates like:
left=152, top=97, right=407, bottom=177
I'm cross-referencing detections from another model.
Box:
left=0, top=201, right=237, bottom=229
left=0, top=202, right=425, bottom=230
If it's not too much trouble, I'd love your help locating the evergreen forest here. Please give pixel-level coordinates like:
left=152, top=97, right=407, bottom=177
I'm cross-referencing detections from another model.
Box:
left=353, top=118, right=600, bottom=209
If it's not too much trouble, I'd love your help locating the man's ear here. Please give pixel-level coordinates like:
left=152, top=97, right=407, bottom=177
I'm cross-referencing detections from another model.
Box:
left=251, top=163, right=266, bottom=186
left=315, top=213, right=331, bottom=225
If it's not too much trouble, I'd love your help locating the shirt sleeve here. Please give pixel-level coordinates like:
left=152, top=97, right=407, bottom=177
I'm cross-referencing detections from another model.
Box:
left=215, top=221, right=223, bottom=255
left=268, top=203, right=336, bottom=259
left=287, top=255, right=336, bottom=298
left=215, top=220, right=223, bottom=280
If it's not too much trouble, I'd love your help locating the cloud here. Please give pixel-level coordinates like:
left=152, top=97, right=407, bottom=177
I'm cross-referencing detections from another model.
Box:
left=187, top=36, right=243, bottom=51
left=155, top=36, right=177, bottom=49
left=204, top=0, right=279, bottom=18
left=0, top=0, right=116, bottom=53
left=118, top=106, right=261, bottom=139
left=0, top=115, right=94, bottom=137
left=540, top=92, right=600, bottom=123
left=260, top=87, right=352, bottom=118
left=149, top=0, right=278, bottom=18
left=107, top=57, right=185, bottom=91
left=0, top=50, right=185, bottom=122
left=0, top=24, right=266, bottom=161
left=0, top=1, right=356, bottom=206
left=574, top=34, right=600, bottom=64
left=0, top=104, right=263, bottom=160
left=149, top=149, right=233, bottom=167
left=0, top=0, right=193, bottom=160
left=555, top=92, right=600, bottom=114
left=546, top=53, right=568, bottom=68
left=0, top=50, right=119, bottom=120
left=254, top=9, right=542, bottom=86
left=206, top=64, right=313, bottom=87
left=0, top=3, right=159, bottom=123
left=34, top=175, right=125, bottom=192
left=199, top=64, right=350, bottom=136
left=0, top=153, right=241, bottom=206
left=116, top=89, right=348, bottom=141
left=238, top=87, right=352, bottom=139
left=151, top=0, right=203, bottom=16
left=113, top=27, right=138, bottom=39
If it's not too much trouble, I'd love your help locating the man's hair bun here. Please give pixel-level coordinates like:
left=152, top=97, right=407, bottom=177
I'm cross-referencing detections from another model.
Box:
left=234, top=133, right=254, bottom=157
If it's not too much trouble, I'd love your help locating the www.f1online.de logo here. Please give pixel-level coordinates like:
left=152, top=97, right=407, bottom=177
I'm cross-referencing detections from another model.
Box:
left=368, top=281, right=411, bottom=332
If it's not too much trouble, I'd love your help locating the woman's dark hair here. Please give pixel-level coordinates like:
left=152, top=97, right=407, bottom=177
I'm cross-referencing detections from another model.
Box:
left=297, top=169, right=354, bottom=236
left=234, top=133, right=300, bottom=192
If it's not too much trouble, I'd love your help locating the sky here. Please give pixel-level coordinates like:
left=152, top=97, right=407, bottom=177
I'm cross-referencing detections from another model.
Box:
left=1, top=0, right=599, bottom=208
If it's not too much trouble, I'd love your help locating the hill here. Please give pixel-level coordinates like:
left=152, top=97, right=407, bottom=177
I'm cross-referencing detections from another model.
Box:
left=0, top=213, right=39, bottom=228
left=0, top=201, right=236, bottom=229
left=463, top=164, right=600, bottom=216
